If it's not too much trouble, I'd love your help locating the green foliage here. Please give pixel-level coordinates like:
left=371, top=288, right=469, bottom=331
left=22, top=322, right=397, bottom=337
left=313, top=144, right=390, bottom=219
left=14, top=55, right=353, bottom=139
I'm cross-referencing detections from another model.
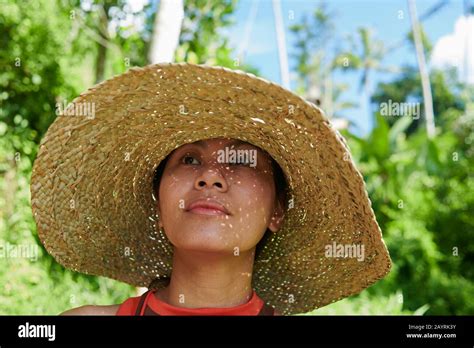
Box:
left=289, top=2, right=334, bottom=77
left=406, top=26, right=433, bottom=58
left=176, top=0, right=239, bottom=68
left=0, top=119, right=136, bottom=315
left=0, top=0, right=138, bottom=315
left=289, top=3, right=356, bottom=118
left=336, top=27, right=401, bottom=93
left=341, top=104, right=474, bottom=314
left=0, top=0, right=78, bottom=140
left=303, top=291, right=429, bottom=315
left=371, top=67, right=465, bottom=133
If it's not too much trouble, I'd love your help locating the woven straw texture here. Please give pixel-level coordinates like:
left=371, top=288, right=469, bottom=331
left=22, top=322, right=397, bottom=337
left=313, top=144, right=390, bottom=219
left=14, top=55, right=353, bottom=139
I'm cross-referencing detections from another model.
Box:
left=30, top=63, right=391, bottom=315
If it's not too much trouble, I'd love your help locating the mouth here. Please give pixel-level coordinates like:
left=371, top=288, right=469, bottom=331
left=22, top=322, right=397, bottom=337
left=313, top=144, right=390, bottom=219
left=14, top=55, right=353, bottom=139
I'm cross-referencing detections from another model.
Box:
left=185, top=199, right=231, bottom=216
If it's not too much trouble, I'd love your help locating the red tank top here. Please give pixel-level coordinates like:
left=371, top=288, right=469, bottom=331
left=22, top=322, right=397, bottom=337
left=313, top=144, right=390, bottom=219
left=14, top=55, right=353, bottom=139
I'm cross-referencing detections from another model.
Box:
left=116, top=289, right=275, bottom=316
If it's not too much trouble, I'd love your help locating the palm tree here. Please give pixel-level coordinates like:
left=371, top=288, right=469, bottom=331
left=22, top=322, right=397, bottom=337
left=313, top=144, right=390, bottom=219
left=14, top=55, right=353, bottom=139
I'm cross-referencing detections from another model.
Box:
left=237, top=0, right=259, bottom=64
left=288, top=5, right=353, bottom=129
left=336, top=27, right=400, bottom=129
left=408, top=0, right=436, bottom=138
left=148, top=0, right=184, bottom=64
left=95, top=2, right=112, bottom=83
left=272, top=0, right=290, bottom=89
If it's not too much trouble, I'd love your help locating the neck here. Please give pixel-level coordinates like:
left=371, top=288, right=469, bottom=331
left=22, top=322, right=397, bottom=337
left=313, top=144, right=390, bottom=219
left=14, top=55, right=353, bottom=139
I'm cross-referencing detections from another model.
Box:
left=160, top=248, right=256, bottom=308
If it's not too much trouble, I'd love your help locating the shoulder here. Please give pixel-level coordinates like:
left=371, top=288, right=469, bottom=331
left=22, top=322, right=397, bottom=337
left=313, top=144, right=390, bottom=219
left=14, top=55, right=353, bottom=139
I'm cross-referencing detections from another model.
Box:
left=59, top=294, right=145, bottom=316
left=59, top=304, right=121, bottom=316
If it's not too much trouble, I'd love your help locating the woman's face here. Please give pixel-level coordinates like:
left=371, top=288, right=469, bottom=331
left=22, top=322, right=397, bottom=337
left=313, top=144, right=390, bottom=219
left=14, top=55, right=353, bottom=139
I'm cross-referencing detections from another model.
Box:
left=157, top=138, right=284, bottom=254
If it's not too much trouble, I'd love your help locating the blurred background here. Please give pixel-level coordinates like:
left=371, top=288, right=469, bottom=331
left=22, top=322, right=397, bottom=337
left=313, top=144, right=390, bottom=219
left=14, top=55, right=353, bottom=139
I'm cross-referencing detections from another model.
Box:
left=0, top=0, right=472, bottom=315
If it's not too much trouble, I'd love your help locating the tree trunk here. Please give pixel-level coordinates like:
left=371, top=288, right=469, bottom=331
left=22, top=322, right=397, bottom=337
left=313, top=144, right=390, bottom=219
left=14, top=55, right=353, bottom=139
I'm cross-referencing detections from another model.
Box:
left=408, top=0, right=436, bottom=138
left=148, top=0, right=184, bottom=64
left=272, top=0, right=290, bottom=89
left=94, top=3, right=111, bottom=84
left=323, top=74, right=333, bottom=118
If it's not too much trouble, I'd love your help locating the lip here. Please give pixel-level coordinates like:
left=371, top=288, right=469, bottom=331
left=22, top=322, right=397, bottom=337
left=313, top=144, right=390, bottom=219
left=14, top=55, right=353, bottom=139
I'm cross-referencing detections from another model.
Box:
left=185, top=198, right=231, bottom=216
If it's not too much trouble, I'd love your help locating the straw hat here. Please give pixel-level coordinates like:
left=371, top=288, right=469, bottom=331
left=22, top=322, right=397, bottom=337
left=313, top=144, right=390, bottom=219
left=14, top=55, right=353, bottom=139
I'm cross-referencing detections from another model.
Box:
left=30, top=63, right=391, bottom=315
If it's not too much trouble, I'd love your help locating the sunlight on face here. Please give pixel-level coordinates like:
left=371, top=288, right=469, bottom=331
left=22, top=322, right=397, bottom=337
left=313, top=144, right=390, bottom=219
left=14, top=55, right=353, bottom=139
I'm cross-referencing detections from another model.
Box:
left=157, top=138, right=280, bottom=254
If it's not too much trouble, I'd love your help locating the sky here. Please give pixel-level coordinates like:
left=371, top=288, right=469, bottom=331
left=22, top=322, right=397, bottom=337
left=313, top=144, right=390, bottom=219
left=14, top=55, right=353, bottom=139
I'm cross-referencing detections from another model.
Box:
left=225, top=0, right=471, bottom=135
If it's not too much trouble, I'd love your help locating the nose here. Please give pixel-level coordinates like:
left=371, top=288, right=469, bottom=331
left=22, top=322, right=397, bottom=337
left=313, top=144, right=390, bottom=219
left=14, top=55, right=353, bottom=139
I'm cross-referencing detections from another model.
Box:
left=194, top=164, right=229, bottom=192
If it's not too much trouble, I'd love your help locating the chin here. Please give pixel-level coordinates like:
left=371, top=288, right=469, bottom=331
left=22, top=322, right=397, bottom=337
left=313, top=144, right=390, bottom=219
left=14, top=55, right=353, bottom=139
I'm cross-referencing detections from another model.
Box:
left=168, top=225, right=238, bottom=254
left=175, top=240, right=237, bottom=255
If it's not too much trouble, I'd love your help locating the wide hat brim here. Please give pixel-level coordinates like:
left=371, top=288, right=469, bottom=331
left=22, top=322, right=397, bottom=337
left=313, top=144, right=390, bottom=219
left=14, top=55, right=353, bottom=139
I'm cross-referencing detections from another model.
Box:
left=30, top=63, right=391, bottom=315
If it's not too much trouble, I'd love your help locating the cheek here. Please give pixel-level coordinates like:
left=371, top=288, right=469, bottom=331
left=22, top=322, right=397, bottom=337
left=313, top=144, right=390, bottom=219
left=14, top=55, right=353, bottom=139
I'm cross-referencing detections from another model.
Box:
left=237, top=172, right=275, bottom=205
left=232, top=173, right=276, bottom=228
left=158, top=172, right=193, bottom=226
left=159, top=165, right=198, bottom=200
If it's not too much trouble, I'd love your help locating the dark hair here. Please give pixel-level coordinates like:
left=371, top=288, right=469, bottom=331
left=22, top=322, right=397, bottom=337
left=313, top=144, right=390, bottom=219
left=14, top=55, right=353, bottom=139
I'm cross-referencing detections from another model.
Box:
left=254, top=158, right=288, bottom=259
left=271, top=158, right=289, bottom=210
left=152, top=152, right=172, bottom=196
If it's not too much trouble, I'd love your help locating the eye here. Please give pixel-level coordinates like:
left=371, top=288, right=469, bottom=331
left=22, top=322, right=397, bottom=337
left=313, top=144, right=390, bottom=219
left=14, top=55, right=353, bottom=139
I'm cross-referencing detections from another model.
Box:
left=182, top=155, right=200, bottom=165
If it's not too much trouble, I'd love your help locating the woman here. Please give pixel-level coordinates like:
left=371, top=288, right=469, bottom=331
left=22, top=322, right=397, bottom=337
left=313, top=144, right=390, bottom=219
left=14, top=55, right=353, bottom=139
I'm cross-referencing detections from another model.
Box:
left=31, top=63, right=392, bottom=316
